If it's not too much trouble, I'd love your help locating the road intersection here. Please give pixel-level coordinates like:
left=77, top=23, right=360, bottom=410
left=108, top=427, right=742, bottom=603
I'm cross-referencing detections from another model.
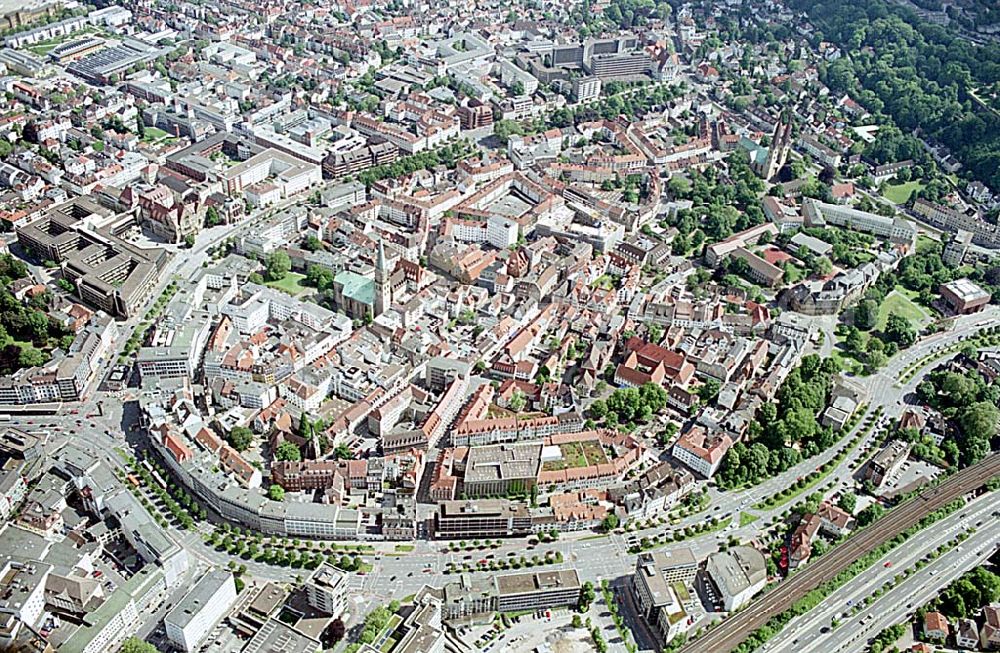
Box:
left=4, top=240, right=999, bottom=650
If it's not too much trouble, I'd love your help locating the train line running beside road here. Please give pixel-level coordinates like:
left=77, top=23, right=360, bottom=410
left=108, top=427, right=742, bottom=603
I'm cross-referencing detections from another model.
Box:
left=679, top=454, right=1000, bottom=653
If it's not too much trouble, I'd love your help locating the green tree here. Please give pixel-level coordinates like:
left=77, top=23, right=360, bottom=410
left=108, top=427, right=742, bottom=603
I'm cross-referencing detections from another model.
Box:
left=298, top=414, right=313, bottom=439
left=17, top=344, right=46, bottom=368
left=305, top=265, right=335, bottom=291
left=204, top=206, right=221, bottom=227
left=956, top=401, right=998, bottom=465
left=264, top=251, right=291, bottom=281
left=229, top=427, right=253, bottom=452
left=937, top=568, right=1000, bottom=619
left=579, top=581, right=596, bottom=611
left=883, top=312, right=916, bottom=348
left=274, top=442, right=301, bottom=462
left=856, top=503, right=885, bottom=527
left=837, top=492, right=857, bottom=514
left=697, top=378, right=721, bottom=403
left=120, top=639, right=159, bottom=653
left=853, top=299, right=878, bottom=331
left=267, top=484, right=285, bottom=501
left=601, top=514, right=619, bottom=532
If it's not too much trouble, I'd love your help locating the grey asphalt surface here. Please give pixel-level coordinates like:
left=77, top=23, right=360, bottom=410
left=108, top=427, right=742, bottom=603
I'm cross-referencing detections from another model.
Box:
left=6, top=216, right=1000, bottom=646
left=760, top=490, right=1000, bottom=653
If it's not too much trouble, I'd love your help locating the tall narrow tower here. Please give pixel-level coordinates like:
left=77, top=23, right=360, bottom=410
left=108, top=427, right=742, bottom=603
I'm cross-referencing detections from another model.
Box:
left=374, top=239, right=390, bottom=317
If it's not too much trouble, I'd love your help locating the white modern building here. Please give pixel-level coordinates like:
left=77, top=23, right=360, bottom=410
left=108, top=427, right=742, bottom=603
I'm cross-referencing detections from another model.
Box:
left=164, top=570, right=238, bottom=653
left=305, top=563, right=349, bottom=617
left=803, top=198, right=917, bottom=246
left=705, top=547, right=767, bottom=611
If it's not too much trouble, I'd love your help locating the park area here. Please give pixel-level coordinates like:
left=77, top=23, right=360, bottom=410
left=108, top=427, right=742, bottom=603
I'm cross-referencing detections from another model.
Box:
left=141, top=126, right=177, bottom=145
left=882, top=180, right=925, bottom=204
left=265, top=272, right=309, bottom=297
left=876, top=288, right=930, bottom=331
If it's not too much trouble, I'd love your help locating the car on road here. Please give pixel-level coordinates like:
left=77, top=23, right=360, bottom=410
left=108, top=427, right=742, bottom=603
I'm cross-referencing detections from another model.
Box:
left=884, top=561, right=892, bottom=568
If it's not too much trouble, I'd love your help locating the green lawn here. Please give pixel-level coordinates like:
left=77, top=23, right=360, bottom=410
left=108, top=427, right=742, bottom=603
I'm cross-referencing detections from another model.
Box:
left=916, top=235, right=939, bottom=254
left=542, top=442, right=589, bottom=471
left=141, top=126, right=171, bottom=142
left=782, top=264, right=806, bottom=285
left=876, top=289, right=929, bottom=331
left=882, top=180, right=924, bottom=204
left=264, top=273, right=308, bottom=296
left=832, top=339, right=867, bottom=376
left=26, top=26, right=102, bottom=56
left=738, top=512, right=758, bottom=528
left=591, top=274, right=619, bottom=290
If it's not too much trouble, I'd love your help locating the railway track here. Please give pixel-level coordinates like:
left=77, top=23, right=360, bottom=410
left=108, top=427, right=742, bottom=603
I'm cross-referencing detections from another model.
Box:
left=679, top=454, right=1000, bottom=653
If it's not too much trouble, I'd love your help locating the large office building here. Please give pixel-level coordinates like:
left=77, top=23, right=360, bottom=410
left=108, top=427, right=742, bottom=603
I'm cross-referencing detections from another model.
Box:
left=496, top=570, right=581, bottom=613
left=804, top=198, right=918, bottom=246
left=588, top=51, right=653, bottom=79
left=461, top=443, right=542, bottom=498
left=942, top=230, right=972, bottom=267
left=864, top=439, right=911, bottom=487
left=940, top=278, right=991, bottom=315
left=220, top=148, right=322, bottom=205
left=633, top=554, right=697, bottom=646
left=137, top=318, right=212, bottom=381
left=634, top=549, right=698, bottom=586
left=434, top=499, right=532, bottom=539
left=67, top=38, right=163, bottom=84
left=572, top=76, right=602, bottom=103
left=441, top=570, right=581, bottom=620
left=164, top=570, right=237, bottom=653
left=16, top=197, right=169, bottom=318
left=632, top=549, right=699, bottom=645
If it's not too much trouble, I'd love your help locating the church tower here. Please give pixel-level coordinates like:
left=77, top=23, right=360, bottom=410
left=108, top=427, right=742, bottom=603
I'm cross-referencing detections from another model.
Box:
left=763, top=114, right=793, bottom=182
left=374, top=239, right=391, bottom=317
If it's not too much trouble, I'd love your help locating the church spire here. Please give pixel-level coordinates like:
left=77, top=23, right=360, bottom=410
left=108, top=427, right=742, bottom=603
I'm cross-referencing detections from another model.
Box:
left=374, top=238, right=390, bottom=317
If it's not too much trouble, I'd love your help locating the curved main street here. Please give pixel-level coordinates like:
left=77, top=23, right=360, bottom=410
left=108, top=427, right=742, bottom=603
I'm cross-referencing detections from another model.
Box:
left=7, top=271, right=999, bottom=646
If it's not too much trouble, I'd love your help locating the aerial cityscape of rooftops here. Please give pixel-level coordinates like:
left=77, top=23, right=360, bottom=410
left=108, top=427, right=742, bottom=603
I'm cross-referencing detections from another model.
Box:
left=0, top=0, right=998, bottom=651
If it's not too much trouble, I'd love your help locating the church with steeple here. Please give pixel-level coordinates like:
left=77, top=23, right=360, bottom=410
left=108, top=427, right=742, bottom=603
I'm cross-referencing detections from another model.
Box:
left=374, top=239, right=391, bottom=317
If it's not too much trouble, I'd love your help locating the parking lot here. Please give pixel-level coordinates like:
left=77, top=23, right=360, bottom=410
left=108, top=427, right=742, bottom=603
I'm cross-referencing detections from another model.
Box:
left=881, top=458, right=942, bottom=497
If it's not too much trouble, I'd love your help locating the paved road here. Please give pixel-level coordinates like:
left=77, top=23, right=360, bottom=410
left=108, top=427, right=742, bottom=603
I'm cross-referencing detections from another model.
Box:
left=830, top=524, right=998, bottom=653
left=13, top=295, right=995, bottom=598
left=7, top=213, right=1000, bottom=645
left=761, top=490, right=999, bottom=653
left=677, top=453, right=1000, bottom=653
